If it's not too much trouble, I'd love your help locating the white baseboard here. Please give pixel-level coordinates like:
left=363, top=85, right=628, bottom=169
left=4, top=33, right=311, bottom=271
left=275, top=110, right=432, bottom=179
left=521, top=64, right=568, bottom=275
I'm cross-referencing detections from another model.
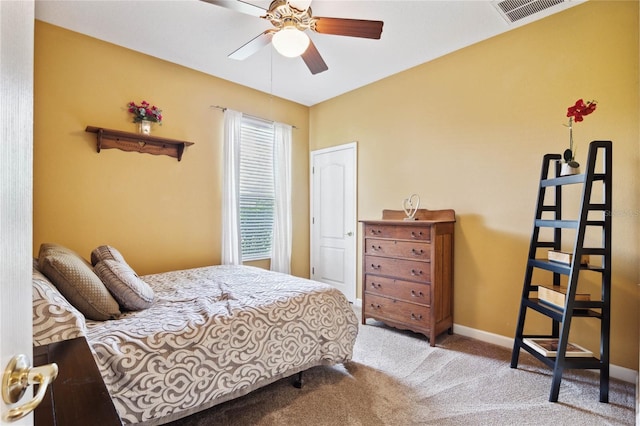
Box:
left=453, top=323, right=637, bottom=384
left=354, top=298, right=637, bottom=384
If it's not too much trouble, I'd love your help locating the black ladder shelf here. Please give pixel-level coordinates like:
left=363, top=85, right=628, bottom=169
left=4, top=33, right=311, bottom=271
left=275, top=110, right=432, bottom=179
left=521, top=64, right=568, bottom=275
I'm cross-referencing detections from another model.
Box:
left=510, top=140, right=612, bottom=403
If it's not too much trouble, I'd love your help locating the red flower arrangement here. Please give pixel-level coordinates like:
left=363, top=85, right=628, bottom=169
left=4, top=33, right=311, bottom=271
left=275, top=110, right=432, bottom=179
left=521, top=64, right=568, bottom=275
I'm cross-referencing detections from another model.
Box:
left=127, top=100, right=163, bottom=124
left=564, top=99, right=597, bottom=167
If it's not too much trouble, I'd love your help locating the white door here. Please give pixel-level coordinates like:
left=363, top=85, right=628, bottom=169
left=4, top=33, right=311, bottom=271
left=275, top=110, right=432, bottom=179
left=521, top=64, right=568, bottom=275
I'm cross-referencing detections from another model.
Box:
left=1, top=2, right=36, bottom=425
left=310, top=143, right=357, bottom=302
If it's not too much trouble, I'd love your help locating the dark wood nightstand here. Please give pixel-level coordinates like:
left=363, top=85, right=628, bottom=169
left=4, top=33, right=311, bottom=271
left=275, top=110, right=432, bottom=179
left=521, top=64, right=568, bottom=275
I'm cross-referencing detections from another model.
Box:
left=33, top=337, right=121, bottom=425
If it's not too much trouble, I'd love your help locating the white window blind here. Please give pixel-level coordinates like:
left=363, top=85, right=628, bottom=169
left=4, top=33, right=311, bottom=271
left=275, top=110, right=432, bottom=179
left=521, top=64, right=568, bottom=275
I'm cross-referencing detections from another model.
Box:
left=239, top=116, right=275, bottom=261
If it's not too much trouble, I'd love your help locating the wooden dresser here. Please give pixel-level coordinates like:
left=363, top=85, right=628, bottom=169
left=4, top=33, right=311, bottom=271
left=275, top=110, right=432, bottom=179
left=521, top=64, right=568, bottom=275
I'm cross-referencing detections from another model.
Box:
left=360, top=209, right=455, bottom=346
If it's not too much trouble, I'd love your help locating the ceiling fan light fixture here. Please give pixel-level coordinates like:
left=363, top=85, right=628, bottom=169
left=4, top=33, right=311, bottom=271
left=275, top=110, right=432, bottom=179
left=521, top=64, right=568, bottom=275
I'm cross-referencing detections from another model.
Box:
left=272, top=27, right=310, bottom=58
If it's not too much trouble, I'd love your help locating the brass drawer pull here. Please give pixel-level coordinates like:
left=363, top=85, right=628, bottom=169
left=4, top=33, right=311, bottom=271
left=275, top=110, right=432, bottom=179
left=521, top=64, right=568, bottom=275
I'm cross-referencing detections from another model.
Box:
left=410, top=313, right=423, bottom=320
left=410, top=290, right=424, bottom=298
left=370, top=264, right=381, bottom=270
left=411, top=248, right=424, bottom=255
left=410, top=269, right=423, bottom=276
left=370, top=229, right=382, bottom=235
left=371, top=245, right=382, bottom=251
left=410, top=231, right=423, bottom=238
left=370, top=282, right=381, bottom=289
left=370, top=303, right=381, bottom=309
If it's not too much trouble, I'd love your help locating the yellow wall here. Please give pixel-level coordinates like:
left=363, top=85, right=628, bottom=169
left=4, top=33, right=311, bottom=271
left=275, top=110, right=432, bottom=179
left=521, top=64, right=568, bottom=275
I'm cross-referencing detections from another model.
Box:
left=35, top=0, right=639, bottom=370
left=33, top=21, right=310, bottom=277
left=310, top=1, right=639, bottom=369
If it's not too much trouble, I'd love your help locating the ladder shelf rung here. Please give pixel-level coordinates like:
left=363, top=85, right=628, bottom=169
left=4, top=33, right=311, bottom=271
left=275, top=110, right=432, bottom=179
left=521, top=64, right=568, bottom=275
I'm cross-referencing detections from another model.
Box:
left=535, top=219, right=578, bottom=229
left=539, top=173, right=605, bottom=188
left=516, top=337, right=603, bottom=368
left=534, top=242, right=557, bottom=248
left=581, top=247, right=606, bottom=256
left=587, top=203, right=607, bottom=211
left=541, top=174, right=586, bottom=187
left=529, top=259, right=570, bottom=274
left=532, top=220, right=605, bottom=229
left=562, top=357, right=605, bottom=369
left=529, top=259, right=605, bottom=274
left=526, top=298, right=603, bottom=318
left=585, top=220, right=606, bottom=227
left=523, top=298, right=563, bottom=321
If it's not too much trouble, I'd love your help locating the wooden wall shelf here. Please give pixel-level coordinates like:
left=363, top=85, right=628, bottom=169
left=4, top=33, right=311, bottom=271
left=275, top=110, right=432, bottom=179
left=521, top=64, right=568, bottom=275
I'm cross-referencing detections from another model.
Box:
left=85, top=126, right=194, bottom=161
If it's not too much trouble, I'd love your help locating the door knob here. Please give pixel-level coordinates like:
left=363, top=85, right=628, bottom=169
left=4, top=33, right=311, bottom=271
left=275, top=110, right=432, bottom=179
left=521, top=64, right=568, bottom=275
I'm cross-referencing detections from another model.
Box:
left=2, top=354, right=58, bottom=422
left=345, top=231, right=353, bottom=236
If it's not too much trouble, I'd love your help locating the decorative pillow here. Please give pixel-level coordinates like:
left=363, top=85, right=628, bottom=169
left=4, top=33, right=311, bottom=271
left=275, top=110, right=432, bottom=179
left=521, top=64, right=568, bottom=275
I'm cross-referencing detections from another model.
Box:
left=90, top=245, right=128, bottom=267
left=32, top=260, right=88, bottom=346
left=33, top=258, right=51, bottom=284
left=94, top=259, right=155, bottom=311
left=38, top=243, right=121, bottom=321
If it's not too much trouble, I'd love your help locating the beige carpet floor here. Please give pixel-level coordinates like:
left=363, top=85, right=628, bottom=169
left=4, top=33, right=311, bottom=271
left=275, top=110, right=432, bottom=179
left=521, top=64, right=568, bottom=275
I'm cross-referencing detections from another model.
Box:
left=169, top=316, right=635, bottom=426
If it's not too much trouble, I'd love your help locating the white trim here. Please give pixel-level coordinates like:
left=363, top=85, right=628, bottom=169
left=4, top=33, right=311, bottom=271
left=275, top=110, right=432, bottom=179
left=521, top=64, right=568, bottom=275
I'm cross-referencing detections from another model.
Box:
left=355, top=311, right=637, bottom=384
left=453, top=323, right=637, bottom=384
left=310, top=141, right=358, bottom=156
left=452, top=323, right=514, bottom=348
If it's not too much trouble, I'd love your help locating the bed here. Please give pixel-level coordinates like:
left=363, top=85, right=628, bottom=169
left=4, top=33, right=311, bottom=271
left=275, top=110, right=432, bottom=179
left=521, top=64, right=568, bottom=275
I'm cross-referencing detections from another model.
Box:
left=32, top=244, right=358, bottom=425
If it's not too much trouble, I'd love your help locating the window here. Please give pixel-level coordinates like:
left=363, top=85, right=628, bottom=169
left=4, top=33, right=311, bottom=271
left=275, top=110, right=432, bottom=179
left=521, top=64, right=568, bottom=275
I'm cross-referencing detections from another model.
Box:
left=239, top=116, right=275, bottom=261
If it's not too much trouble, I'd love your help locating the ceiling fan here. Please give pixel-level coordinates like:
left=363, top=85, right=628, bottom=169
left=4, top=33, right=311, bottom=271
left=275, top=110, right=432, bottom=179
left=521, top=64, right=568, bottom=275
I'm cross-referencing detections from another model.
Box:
left=202, top=0, right=384, bottom=75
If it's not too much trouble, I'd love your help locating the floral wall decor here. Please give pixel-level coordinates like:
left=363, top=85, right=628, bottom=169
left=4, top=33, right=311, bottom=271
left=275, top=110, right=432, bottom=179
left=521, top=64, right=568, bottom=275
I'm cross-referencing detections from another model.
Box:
left=564, top=98, right=597, bottom=168
left=127, top=100, right=163, bottom=124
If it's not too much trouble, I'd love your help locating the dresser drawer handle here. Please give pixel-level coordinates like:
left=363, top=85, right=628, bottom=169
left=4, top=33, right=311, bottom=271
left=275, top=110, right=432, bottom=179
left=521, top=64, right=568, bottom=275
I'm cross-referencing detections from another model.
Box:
left=370, top=229, right=382, bottom=235
left=410, top=290, right=424, bottom=298
left=370, top=282, right=382, bottom=289
left=410, top=231, right=423, bottom=238
left=370, top=303, right=381, bottom=309
left=411, top=248, right=424, bottom=255
left=410, top=269, right=423, bottom=276
left=410, top=313, right=423, bottom=320
left=370, top=264, right=381, bottom=270
left=371, top=245, right=382, bottom=251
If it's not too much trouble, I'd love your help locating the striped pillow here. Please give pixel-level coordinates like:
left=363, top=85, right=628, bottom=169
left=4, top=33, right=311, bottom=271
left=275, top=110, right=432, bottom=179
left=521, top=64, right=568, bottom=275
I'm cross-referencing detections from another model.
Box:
left=94, top=259, right=155, bottom=311
left=90, top=245, right=128, bottom=266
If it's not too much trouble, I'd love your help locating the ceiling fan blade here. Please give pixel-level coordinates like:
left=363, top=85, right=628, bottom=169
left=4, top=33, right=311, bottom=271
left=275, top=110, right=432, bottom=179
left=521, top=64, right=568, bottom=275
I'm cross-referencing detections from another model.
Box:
left=313, top=17, right=383, bottom=39
left=301, top=39, right=328, bottom=75
left=229, top=30, right=274, bottom=60
left=200, top=0, right=266, bottom=17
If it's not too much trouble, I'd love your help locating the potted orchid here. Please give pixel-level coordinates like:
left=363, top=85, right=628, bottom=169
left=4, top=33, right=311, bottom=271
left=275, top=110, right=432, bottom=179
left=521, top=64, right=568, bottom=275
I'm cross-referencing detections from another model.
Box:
left=127, top=100, right=162, bottom=134
left=562, top=98, right=597, bottom=175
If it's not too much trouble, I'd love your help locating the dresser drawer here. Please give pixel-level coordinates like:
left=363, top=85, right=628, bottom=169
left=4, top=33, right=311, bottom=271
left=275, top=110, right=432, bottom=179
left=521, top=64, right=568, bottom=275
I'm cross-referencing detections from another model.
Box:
left=365, top=294, right=430, bottom=327
left=365, top=255, right=430, bottom=283
left=364, top=224, right=431, bottom=242
left=365, top=275, right=431, bottom=305
left=365, top=239, right=430, bottom=261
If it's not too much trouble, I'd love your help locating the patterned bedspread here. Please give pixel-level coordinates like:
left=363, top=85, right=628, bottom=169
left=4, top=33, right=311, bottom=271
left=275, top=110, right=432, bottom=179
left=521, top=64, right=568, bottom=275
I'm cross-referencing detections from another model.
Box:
left=81, top=265, right=358, bottom=425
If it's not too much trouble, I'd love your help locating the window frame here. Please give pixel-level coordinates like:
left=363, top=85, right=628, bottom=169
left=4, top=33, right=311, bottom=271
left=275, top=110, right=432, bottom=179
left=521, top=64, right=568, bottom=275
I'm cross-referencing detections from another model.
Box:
left=238, top=116, right=275, bottom=261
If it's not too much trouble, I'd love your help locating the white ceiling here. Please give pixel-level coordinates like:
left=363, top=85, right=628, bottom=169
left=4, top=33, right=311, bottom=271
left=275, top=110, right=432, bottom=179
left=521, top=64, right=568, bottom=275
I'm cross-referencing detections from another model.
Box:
left=35, top=0, right=582, bottom=107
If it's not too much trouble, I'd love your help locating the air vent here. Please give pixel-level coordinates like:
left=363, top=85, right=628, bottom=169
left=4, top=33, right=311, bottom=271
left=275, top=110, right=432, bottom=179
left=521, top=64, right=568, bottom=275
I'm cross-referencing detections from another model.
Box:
left=493, top=0, right=565, bottom=23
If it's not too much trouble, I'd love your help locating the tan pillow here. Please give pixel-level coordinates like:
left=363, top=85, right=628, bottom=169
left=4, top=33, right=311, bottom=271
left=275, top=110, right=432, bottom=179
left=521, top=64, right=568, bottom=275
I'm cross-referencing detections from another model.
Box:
left=91, top=245, right=128, bottom=266
left=94, top=259, right=155, bottom=311
left=38, top=243, right=121, bottom=321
